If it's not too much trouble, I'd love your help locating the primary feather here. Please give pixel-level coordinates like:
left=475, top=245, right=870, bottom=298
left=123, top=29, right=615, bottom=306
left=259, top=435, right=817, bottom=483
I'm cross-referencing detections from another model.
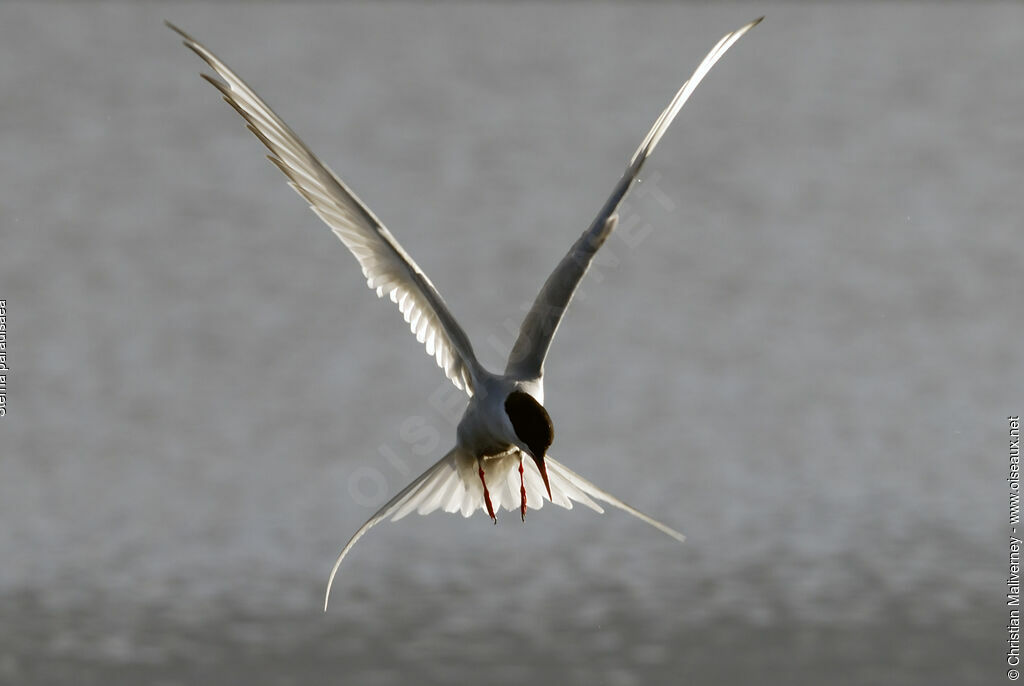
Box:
left=170, top=18, right=760, bottom=612
left=166, top=21, right=481, bottom=395
left=507, top=17, right=763, bottom=379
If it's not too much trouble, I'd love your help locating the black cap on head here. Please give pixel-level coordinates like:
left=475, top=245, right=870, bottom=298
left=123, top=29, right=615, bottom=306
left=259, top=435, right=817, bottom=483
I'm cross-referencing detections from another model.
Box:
left=505, top=391, right=554, bottom=499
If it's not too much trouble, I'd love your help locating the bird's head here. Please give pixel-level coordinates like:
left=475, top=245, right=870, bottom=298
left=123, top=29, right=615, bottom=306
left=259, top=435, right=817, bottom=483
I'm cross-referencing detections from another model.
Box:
left=504, top=390, right=554, bottom=499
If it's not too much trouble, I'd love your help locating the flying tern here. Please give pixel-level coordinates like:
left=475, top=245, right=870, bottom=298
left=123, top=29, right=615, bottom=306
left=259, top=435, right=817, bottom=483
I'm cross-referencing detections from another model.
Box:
left=168, top=17, right=761, bottom=610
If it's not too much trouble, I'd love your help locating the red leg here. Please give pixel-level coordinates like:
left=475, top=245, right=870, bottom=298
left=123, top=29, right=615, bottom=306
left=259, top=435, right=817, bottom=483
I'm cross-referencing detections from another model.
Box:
left=519, top=459, right=527, bottom=522
left=478, top=465, right=496, bottom=523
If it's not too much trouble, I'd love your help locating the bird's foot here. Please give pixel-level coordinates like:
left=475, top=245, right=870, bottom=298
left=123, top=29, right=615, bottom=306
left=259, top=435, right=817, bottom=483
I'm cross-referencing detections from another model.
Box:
left=519, top=459, right=527, bottom=522
left=478, top=465, right=496, bottom=523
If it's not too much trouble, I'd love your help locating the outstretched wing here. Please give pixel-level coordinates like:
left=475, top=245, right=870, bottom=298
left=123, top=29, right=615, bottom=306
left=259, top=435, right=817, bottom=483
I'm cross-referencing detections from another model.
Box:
left=505, top=18, right=762, bottom=379
left=168, top=22, right=480, bottom=395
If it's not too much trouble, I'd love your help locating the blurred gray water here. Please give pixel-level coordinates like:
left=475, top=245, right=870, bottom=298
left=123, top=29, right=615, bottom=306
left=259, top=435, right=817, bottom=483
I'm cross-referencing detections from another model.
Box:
left=0, top=2, right=1020, bottom=684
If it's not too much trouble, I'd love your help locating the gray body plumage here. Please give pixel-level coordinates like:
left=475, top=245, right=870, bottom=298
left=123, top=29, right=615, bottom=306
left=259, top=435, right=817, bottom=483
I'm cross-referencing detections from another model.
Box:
left=167, top=17, right=762, bottom=610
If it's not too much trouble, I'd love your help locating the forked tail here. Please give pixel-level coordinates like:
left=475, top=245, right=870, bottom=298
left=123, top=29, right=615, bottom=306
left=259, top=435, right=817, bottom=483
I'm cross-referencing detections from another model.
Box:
left=324, top=449, right=684, bottom=610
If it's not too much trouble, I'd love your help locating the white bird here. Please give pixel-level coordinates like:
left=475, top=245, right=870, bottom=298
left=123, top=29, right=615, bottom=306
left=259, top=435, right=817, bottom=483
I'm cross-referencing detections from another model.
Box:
left=168, top=17, right=761, bottom=610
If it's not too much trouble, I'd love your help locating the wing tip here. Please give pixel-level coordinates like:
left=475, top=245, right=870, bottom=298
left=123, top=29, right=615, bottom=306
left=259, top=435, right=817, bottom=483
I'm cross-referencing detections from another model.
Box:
left=165, top=20, right=201, bottom=53
left=163, top=19, right=186, bottom=38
